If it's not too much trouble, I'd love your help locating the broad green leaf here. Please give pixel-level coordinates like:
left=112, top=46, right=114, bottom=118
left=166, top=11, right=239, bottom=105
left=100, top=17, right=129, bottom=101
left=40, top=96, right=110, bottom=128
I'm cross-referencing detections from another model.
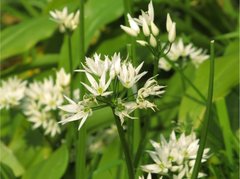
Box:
left=59, top=0, right=124, bottom=71
left=0, top=141, right=25, bottom=177
left=96, top=34, right=127, bottom=55
left=0, top=16, right=57, bottom=60
left=92, top=138, right=124, bottom=179
left=178, top=41, right=239, bottom=128
left=22, top=144, right=68, bottom=179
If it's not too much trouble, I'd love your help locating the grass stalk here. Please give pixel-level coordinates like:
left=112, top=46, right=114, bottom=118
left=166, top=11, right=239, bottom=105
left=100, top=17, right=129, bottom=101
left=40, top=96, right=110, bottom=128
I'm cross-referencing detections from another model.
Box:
left=191, top=40, right=215, bottom=179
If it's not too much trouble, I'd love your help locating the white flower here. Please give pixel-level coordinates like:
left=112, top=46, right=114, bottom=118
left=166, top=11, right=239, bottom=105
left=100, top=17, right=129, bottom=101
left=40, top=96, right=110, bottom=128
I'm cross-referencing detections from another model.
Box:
left=0, top=77, right=26, bottom=110
left=138, top=77, right=165, bottom=98
left=120, top=14, right=140, bottom=37
left=76, top=53, right=111, bottom=77
left=139, top=173, right=152, bottom=179
left=134, top=1, right=154, bottom=25
left=59, top=95, right=93, bottom=130
left=50, top=7, right=79, bottom=33
left=81, top=72, right=112, bottom=96
left=158, top=58, right=172, bottom=71
left=168, top=22, right=176, bottom=42
left=109, top=53, right=121, bottom=78
left=159, top=39, right=209, bottom=71
left=141, top=131, right=210, bottom=178
left=56, top=68, right=71, bottom=87
left=115, top=100, right=138, bottom=124
left=23, top=71, right=69, bottom=137
left=118, top=62, right=147, bottom=88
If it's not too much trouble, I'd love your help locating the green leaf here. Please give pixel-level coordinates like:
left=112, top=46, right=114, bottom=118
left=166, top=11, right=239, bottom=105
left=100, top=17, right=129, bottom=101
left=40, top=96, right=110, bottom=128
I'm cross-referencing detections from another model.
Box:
left=178, top=41, right=239, bottom=128
left=22, top=144, right=68, bottom=179
left=59, top=0, right=124, bottom=70
left=92, top=139, right=124, bottom=179
left=0, top=141, right=25, bottom=177
left=0, top=162, right=16, bottom=179
left=0, top=16, right=57, bottom=60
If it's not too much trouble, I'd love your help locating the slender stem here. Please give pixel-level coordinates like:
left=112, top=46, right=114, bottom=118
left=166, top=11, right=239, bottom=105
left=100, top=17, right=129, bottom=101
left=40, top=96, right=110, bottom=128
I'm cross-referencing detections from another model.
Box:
left=111, top=108, right=135, bottom=179
left=67, top=33, right=74, bottom=98
left=65, top=33, right=76, bottom=151
left=134, top=113, right=150, bottom=168
left=76, top=0, right=86, bottom=179
left=191, top=41, right=215, bottom=179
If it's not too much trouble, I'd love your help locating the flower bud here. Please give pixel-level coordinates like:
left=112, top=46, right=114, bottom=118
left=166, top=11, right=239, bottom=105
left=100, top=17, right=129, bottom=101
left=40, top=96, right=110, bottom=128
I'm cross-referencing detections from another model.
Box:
left=151, top=22, right=159, bottom=36
left=137, top=40, right=148, bottom=46
left=149, top=34, right=157, bottom=47
left=120, top=25, right=138, bottom=37
left=142, top=18, right=150, bottom=36
left=166, top=13, right=173, bottom=32
left=168, top=22, right=176, bottom=43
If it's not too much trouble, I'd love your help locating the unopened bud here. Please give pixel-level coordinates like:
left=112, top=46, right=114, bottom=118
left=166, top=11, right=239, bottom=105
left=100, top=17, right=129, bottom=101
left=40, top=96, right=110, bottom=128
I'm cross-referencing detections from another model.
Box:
left=166, top=13, right=173, bottom=32
left=137, top=40, right=148, bottom=46
left=151, top=22, right=159, bottom=36
left=149, top=34, right=157, bottom=47
left=168, top=22, right=176, bottom=43
left=142, top=18, right=150, bottom=36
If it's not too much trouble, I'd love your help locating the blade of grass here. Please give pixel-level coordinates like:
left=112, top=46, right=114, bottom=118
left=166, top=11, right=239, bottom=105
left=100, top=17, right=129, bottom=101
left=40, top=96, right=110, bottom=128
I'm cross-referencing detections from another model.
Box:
left=216, top=98, right=234, bottom=165
left=191, top=40, right=215, bottom=179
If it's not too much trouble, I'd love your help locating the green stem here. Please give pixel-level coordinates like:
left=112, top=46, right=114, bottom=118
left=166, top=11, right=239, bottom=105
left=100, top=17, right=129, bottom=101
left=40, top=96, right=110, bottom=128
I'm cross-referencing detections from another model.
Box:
left=67, top=33, right=74, bottom=98
left=76, top=0, right=86, bottom=179
left=191, top=41, right=215, bottom=179
left=111, top=108, right=135, bottom=179
left=134, top=113, right=150, bottom=168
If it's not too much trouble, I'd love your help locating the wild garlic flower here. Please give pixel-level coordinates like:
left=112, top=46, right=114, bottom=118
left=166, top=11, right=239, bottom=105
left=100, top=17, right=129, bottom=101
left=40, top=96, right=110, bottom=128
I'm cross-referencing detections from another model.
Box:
left=159, top=39, right=209, bottom=71
left=60, top=53, right=165, bottom=128
left=50, top=7, right=79, bottom=33
left=121, top=1, right=176, bottom=48
left=118, top=62, right=147, bottom=88
left=141, top=131, right=210, bottom=178
left=23, top=68, right=71, bottom=137
left=0, top=77, right=27, bottom=110
left=59, top=95, right=93, bottom=130
left=81, top=72, right=112, bottom=96
left=139, top=173, right=153, bottom=179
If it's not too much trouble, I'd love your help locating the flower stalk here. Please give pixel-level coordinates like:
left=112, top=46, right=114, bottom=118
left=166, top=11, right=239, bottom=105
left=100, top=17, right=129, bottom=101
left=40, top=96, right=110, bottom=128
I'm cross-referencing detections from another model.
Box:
left=191, top=40, right=215, bottom=179
left=112, top=108, right=135, bottom=179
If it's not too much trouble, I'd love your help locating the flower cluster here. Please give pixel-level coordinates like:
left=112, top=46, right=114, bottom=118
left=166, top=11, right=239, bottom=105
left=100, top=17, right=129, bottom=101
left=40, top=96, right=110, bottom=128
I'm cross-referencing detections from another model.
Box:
left=121, top=1, right=176, bottom=48
left=23, top=69, right=72, bottom=137
left=159, top=38, right=209, bottom=71
left=141, top=131, right=210, bottom=178
left=59, top=53, right=165, bottom=128
left=50, top=7, right=79, bottom=33
left=0, top=77, right=27, bottom=110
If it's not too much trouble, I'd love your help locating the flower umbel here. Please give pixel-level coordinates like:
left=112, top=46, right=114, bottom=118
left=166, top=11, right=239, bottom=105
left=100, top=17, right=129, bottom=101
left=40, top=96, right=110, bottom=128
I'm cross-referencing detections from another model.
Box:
left=141, top=131, right=210, bottom=178
left=50, top=7, right=79, bottom=33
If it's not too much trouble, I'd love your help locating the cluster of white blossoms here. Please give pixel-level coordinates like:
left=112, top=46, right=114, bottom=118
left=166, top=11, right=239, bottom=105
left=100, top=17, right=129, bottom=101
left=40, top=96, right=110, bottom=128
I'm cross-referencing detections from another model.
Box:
left=158, top=39, right=210, bottom=71
left=121, top=1, right=176, bottom=47
left=59, top=53, right=165, bottom=129
left=50, top=7, right=79, bottom=33
left=141, top=131, right=210, bottom=178
left=23, top=69, right=71, bottom=137
left=0, top=77, right=27, bottom=110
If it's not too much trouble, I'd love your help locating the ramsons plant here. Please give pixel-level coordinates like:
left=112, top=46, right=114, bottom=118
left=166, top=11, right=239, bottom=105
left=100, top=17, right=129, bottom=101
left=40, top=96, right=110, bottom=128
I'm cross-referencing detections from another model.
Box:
left=2, top=0, right=238, bottom=179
